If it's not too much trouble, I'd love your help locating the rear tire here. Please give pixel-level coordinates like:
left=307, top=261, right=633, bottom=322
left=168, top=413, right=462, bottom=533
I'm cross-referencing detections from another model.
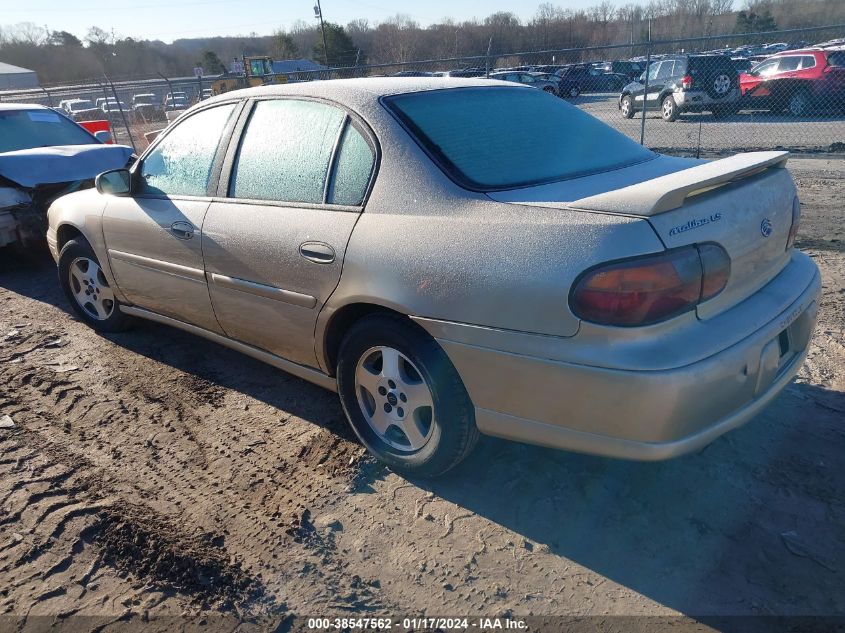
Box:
left=788, top=90, right=811, bottom=117
left=336, top=313, right=479, bottom=477
left=620, top=95, right=635, bottom=118
left=58, top=238, right=131, bottom=333
left=661, top=95, right=679, bottom=122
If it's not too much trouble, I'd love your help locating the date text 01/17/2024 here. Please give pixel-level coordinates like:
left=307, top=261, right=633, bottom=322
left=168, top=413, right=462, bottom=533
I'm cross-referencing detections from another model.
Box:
left=306, top=617, right=528, bottom=630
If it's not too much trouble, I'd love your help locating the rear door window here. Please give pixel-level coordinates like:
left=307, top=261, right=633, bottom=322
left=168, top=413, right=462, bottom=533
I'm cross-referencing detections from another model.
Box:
left=327, top=123, right=375, bottom=206
left=799, top=55, right=817, bottom=69
left=230, top=99, right=345, bottom=203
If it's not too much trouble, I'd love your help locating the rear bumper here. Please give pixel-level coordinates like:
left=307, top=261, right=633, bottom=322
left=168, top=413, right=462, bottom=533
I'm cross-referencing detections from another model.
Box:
left=674, top=88, right=739, bottom=110
left=418, top=251, right=820, bottom=460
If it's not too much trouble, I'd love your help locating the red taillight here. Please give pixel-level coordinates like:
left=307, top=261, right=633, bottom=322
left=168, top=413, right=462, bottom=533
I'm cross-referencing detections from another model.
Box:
left=682, top=75, right=694, bottom=90
left=570, top=244, right=730, bottom=326
left=787, top=196, right=801, bottom=250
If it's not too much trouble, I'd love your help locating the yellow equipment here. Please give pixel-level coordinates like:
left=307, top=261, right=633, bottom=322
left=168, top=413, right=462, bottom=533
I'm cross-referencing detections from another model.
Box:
left=211, top=56, right=287, bottom=96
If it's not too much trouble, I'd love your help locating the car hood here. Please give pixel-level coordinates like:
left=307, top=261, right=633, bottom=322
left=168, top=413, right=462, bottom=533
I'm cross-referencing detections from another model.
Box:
left=0, top=144, right=133, bottom=188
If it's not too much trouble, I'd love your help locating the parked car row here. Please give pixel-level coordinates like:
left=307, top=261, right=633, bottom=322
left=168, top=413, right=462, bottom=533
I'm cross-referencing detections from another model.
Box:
left=619, top=44, right=845, bottom=121
left=56, top=88, right=213, bottom=124
left=488, top=70, right=580, bottom=98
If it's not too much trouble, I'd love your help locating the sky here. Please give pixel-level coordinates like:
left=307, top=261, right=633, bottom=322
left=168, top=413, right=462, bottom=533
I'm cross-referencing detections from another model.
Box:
left=1, top=0, right=605, bottom=43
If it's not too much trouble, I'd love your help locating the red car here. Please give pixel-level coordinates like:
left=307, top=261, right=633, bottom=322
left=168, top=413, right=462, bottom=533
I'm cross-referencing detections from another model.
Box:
left=739, top=47, right=845, bottom=116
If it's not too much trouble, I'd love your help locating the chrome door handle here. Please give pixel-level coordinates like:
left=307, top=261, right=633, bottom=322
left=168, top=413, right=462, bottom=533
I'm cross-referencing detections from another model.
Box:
left=170, top=221, right=194, bottom=240
left=299, top=241, right=335, bottom=264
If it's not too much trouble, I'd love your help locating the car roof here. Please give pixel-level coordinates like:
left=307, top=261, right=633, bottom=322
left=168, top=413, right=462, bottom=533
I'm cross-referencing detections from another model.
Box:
left=201, top=77, right=509, bottom=109
left=771, top=48, right=819, bottom=55
left=0, top=103, right=50, bottom=112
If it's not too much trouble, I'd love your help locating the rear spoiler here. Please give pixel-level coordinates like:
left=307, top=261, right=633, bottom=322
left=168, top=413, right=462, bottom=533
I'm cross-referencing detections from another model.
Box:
left=571, top=151, right=789, bottom=216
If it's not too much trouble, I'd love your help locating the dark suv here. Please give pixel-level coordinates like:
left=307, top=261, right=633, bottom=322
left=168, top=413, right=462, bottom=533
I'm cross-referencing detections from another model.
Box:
left=619, top=54, right=740, bottom=121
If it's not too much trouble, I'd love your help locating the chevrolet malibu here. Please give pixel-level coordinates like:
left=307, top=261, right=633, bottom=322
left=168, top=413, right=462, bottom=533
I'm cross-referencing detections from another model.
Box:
left=46, top=78, right=820, bottom=476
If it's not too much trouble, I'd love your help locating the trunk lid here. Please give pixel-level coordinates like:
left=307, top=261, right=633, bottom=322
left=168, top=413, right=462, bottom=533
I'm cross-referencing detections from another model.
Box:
left=488, top=151, right=795, bottom=320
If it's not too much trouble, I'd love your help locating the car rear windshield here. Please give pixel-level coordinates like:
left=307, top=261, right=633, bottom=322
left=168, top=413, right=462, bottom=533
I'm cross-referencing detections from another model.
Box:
left=384, top=87, right=655, bottom=190
left=0, top=109, right=94, bottom=153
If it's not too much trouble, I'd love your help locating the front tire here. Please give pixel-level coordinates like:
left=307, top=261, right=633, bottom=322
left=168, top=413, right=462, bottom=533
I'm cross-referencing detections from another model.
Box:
left=661, top=95, right=679, bottom=122
left=58, top=238, right=131, bottom=333
left=336, top=313, right=479, bottom=477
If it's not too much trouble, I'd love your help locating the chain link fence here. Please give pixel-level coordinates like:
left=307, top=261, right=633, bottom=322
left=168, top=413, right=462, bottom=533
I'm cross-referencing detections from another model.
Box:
left=1, top=23, right=843, bottom=157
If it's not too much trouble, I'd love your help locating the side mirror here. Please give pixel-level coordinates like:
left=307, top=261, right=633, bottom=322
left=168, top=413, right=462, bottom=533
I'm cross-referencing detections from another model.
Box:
left=96, top=169, right=132, bottom=196
left=94, top=130, right=112, bottom=144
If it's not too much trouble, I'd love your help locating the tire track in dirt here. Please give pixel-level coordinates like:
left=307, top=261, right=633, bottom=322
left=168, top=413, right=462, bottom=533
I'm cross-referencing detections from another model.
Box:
left=0, top=289, right=387, bottom=617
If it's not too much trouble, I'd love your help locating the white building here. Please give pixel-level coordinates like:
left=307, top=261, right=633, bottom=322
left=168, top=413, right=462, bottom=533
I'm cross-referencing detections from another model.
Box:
left=0, top=62, right=39, bottom=90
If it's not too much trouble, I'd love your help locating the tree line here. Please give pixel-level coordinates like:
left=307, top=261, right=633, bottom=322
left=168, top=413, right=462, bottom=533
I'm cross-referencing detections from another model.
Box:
left=1, top=0, right=843, bottom=86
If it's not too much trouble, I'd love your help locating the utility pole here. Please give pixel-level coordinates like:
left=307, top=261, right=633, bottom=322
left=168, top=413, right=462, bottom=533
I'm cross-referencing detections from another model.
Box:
left=314, top=0, right=330, bottom=67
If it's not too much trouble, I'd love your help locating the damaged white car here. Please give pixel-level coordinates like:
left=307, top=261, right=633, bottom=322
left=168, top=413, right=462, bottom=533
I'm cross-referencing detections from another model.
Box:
left=0, top=104, right=133, bottom=249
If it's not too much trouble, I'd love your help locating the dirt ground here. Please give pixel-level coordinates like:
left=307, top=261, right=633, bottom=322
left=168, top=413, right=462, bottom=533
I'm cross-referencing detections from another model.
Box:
left=0, top=157, right=843, bottom=628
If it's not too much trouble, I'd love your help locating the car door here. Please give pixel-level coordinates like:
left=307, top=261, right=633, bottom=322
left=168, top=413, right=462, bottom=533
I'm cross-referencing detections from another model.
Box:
left=635, top=61, right=664, bottom=108
left=741, top=58, right=780, bottom=105
left=201, top=98, right=377, bottom=368
left=650, top=60, right=674, bottom=107
left=102, top=101, right=240, bottom=333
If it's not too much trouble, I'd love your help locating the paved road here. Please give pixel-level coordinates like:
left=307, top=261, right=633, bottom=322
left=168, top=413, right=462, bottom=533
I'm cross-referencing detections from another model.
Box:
left=574, top=92, right=845, bottom=155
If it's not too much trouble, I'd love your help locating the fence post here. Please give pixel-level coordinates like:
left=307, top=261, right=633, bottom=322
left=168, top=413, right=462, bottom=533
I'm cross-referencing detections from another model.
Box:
left=485, top=37, right=493, bottom=78
left=105, top=74, right=136, bottom=153
left=639, top=43, right=651, bottom=147
left=157, top=72, right=176, bottom=115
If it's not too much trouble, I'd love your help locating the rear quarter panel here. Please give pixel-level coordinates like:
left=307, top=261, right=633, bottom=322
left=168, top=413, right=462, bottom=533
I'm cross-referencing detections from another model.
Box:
left=325, top=190, right=664, bottom=340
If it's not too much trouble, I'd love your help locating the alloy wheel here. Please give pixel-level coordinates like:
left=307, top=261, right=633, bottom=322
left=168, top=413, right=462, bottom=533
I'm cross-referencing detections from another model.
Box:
left=68, top=257, right=115, bottom=321
left=354, top=346, right=435, bottom=452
